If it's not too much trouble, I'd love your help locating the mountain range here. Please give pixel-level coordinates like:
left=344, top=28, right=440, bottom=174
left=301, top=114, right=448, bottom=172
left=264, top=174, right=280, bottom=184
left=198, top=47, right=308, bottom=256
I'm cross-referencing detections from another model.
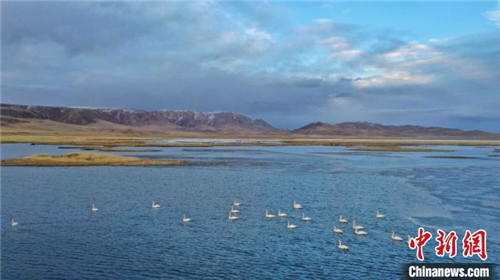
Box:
left=291, top=121, right=497, bottom=138
left=1, top=104, right=498, bottom=139
left=0, top=104, right=275, bottom=133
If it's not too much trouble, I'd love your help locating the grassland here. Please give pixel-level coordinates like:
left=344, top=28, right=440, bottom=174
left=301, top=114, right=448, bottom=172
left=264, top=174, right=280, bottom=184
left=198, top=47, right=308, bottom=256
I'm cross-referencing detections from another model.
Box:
left=2, top=119, right=500, bottom=148
left=58, top=146, right=161, bottom=152
left=1, top=153, right=188, bottom=166
left=2, top=132, right=500, bottom=149
left=2, top=121, right=500, bottom=166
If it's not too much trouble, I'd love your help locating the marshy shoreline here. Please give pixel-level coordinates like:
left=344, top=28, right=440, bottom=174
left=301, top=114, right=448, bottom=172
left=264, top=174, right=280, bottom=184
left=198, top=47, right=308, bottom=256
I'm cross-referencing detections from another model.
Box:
left=2, top=133, right=500, bottom=148
left=2, top=134, right=500, bottom=166
left=1, top=153, right=188, bottom=167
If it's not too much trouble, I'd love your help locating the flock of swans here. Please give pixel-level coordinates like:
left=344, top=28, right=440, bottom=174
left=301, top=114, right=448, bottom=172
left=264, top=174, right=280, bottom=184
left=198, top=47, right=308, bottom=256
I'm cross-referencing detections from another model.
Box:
left=10, top=199, right=411, bottom=251
left=225, top=200, right=408, bottom=251
left=151, top=200, right=194, bottom=222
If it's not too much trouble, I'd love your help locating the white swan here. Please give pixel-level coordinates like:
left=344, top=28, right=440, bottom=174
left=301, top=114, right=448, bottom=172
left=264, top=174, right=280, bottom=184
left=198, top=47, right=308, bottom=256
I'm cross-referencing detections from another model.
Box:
left=338, top=240, right=349, bottom=251
left=152, top=201, right=160, bottom=209
left=287, top=220, right=297, bottom=229
left=355, top=228, right=368, bottom=236
left=11, top=219, right=18, bottom=227
left=301, top=213, right=312, bottom=221
left=230, top=206, right=240, bottom=214
left=339, top=215, right=348, bottom=223
left=228, top=212, right=239, bottom=220
left=407, top=234, right=412, bottom=246
left=265, top=208, right=275, bottom=219
left=376, top=210, right=385, bottom=219
left=233, top=200, right=242, bottom=206
left=92, top=203, right=99, bottom=212
left=278, top=209, right=287, bottom=217
left=352, top=220, right=363, bottom=230
left=333, top=226, right=343, bottom=234
left=183, top=214, right=192, bottom=223
left=391, top=230, right=403, bottom=241
left=293, top=201, right=303, bottom=210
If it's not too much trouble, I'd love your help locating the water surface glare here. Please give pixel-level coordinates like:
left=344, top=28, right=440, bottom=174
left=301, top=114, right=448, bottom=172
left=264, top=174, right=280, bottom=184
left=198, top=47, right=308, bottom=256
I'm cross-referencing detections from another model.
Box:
left=2, top=144, right=499, bottom=279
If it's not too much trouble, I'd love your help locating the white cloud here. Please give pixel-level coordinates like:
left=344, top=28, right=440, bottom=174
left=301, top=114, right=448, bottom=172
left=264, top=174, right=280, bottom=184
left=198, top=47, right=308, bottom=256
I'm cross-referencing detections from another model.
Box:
left=354, top=71, right=433, bottom=88
left=322, top=36, right=349, bottom=49
left=428, top=37, right=456, bottom=45
left=382, top=43, right=433, bottom=62
left=333, top=49, right=362, bottom=58
left=246, top=28, right=272, bottom=42
left=316, top=18, right=333, bottom=25
left=245, top=28, right=273, bottom=52
left=3, top=1, right=500, bottom=131
left=484, top=4, right=500, bottom=27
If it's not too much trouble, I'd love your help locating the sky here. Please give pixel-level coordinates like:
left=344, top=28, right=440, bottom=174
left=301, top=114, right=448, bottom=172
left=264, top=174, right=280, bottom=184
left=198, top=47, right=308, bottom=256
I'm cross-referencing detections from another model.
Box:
left=1, top=1, right=500, bottom=131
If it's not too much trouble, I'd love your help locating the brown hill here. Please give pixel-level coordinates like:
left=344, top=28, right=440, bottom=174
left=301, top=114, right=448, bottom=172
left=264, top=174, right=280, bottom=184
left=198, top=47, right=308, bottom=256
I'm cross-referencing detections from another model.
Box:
left=2, top=104, right=498, bottom=139
left=0, top=104, right=277, bottom=134
left=292, top=121, right=498, bottom=139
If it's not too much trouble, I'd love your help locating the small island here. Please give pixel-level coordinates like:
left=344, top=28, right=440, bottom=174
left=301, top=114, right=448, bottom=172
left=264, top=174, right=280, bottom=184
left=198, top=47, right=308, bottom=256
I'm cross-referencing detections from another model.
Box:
left=1, top=153, right=188, bottom=167
left=59, top=146, right=162, bottom=153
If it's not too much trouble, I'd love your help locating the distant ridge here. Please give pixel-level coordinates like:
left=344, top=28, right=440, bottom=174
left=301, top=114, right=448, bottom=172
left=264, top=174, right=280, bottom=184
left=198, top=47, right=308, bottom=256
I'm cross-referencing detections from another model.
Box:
left=0, top=104, right=277, bottom=133
left=1, top=104, right=498, bottom=139
left=292, top=121, right=498, bottom=138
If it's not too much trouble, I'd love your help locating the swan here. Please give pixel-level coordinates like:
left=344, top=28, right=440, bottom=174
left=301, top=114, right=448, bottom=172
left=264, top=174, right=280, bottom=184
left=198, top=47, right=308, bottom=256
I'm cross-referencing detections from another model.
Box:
left=301, top=213, right=312, bottom=221
left=407, top=234, right=412, bottom=246
left=293, top=201, right=303, bottom=210
left=376, top=210, right=385, bottom=219
left=11, top=219, right=18, bottom=227
left=230, top=206, right=240, bottom=214
left=338, top=240, right=349, bottom=251
left=92, top=203, right=99, bottom=212
left=333, top=226, right=343, bottom=234
left=287, top=220, right=297, bottom=229
left=278, top=209, right=287, bottom=217
left=233, top=200, right=242, bottom=207
left=355, top=228, right=368, bottom=236
left=183, top=214, right=193, bottom=223
left=339, top=215, right=348, bottom=224
left=265, top=208, right=275, bottom=219
left=391, top=230, right=403, bottom=241
left=352, top=220, right=363, bottom=230
left=228, top=212, right=239, bottom=220
left=152, top=201, right=160, bottom=209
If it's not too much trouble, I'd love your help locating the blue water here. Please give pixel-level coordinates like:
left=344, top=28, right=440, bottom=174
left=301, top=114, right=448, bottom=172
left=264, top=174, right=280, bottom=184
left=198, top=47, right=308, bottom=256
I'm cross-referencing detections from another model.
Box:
left=1, top=144, right=499, bottom=279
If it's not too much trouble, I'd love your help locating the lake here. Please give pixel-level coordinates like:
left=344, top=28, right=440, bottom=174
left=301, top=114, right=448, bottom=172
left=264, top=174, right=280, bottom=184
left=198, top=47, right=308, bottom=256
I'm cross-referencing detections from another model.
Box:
left=1, top=144, right=499, bottom=279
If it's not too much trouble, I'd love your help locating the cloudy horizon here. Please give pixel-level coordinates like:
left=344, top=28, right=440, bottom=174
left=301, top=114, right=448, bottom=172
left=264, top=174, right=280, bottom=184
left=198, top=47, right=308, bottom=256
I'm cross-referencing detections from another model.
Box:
left=2, top=1, right=500, bottom=131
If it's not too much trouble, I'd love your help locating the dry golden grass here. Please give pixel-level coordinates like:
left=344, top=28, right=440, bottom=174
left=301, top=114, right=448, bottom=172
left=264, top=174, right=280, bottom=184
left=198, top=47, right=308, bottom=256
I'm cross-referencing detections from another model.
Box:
left=1, top=119, right=500, bottom=148
left=58, top=146, right=161, bottom=152
left=2, top=133, right=500, bottom=149
left=1, top=153, right=187, bottom=166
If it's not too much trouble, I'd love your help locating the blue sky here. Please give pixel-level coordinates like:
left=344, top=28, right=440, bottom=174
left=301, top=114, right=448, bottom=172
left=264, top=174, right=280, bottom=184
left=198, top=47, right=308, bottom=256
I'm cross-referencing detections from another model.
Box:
left=289, top=2, right=498, bottom=39
left=2, top=1, right=500, bottom=131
